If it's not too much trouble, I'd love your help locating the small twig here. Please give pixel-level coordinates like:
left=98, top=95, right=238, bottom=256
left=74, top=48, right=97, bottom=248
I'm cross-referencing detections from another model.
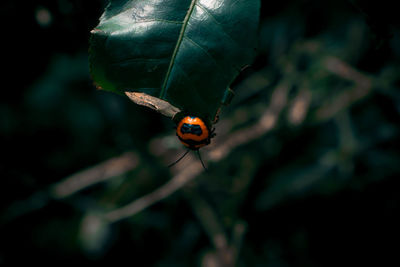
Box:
left=125, top=91, right=181, bottom=118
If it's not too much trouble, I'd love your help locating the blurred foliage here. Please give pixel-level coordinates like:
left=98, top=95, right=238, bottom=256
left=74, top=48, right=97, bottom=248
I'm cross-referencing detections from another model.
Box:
left=1, top=0, right=399, bottom=266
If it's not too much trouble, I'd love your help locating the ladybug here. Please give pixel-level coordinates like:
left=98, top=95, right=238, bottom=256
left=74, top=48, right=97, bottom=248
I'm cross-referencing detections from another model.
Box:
left=176, top=116, right=214, bottom=150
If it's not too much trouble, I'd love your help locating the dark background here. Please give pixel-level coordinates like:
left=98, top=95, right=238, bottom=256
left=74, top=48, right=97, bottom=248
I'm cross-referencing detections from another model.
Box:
left=1, top=0, right=399, bottom=266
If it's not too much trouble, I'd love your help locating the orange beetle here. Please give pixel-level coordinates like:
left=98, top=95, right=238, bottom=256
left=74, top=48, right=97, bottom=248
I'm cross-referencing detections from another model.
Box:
left=176, top=116, right=212, bottom=150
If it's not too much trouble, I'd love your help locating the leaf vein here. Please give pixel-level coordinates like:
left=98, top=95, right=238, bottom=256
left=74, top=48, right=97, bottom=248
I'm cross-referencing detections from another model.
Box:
left=134, top=19, right=183, bottom=25
left=159, top=0, right=198, bottom=99
left=195, top=2, right=239, bottom=48
left=183, top=36, right=220, bottom=70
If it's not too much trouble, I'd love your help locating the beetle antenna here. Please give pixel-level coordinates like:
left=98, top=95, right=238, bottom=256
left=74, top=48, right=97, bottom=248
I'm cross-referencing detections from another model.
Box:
left=168, top=149, right=190, bottom=168
left=196, top=150, right=208, bottom=171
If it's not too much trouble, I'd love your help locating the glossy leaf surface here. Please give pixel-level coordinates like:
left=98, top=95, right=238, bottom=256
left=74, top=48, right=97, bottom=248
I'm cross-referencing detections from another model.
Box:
left=90, top=0, right=260, bottom=122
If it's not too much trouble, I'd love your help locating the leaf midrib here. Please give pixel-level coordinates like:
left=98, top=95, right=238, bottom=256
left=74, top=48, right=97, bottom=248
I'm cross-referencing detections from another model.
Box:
left=159, top=0, right=198, bottom=99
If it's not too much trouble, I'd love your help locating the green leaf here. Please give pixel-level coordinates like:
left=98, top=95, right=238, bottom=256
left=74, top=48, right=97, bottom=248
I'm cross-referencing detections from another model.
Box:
left=90, top=0, right=260, bottom=122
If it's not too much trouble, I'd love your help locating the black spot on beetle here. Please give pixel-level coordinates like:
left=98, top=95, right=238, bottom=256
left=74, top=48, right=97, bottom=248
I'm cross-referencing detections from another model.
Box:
left=180, top=123, right=203, bottom=136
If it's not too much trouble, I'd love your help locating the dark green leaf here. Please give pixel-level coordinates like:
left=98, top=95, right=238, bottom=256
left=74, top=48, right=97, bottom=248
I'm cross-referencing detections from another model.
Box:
left=89, top=0, right=260, bottom=122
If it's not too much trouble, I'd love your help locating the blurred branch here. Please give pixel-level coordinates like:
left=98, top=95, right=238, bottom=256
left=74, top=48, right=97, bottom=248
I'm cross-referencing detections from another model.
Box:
left=315, top=56, right=373, bottom=121
left=51, top=151, right=139, bottom=199
left=208, top=81, right=288, bottom=161
left=288, top=86, right=312, bottom=125
left=188, top=191, right=247, bottom=267
left=1, top=152, right=139, bottom=224
left=104, top=154, right=203, bottom=222
left=188, top=192, right=233, bottom=267
left=230, top=221, right=247, bottom=265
